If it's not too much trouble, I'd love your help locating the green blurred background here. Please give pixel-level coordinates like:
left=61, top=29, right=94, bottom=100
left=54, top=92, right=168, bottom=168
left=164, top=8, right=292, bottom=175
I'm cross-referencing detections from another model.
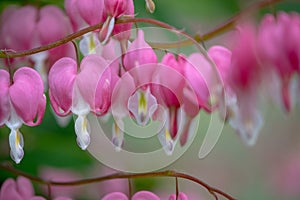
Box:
left=1, top=0, right=300, bottom=200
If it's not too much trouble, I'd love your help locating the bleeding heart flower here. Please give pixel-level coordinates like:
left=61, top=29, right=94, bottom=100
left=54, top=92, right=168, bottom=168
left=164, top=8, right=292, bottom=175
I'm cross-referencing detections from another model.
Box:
left=151, top=53, right=193, bottom=150
left=123, top=30, right=158, bottom=126
left=49, top=55, right=113, bottom=150
left=65, top=0, right=104, bottom=31
left=213, top=24, right=264, bottom=146
left=0, top=67, right=46, bottom=164
left=258, top=12, right=300, bottom=112
left=0, top=5, right=75, bottom=88
left=100, top=0, right=134, bottom=44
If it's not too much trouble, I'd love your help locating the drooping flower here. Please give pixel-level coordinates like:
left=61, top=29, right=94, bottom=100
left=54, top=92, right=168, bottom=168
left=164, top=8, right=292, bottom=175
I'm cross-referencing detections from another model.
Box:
left=65, top=0, right=104, bottom=31
left=0, top=5, right=75, bottom=86
left=0, top=67, right=46, bottom=164
left=123, top=30, right=158, bottom=126
left=210, top=24, right=264, bottom=146
left=100, top=0, right=134, bottom=44
left=65, top=0, right=104, bottom=56
left=258, top=12, right=300, bottom=112
left=154, top=53, right=190, bottom=152
left=181, top=52, right=215, bottom=146
left=48, top=55, right=114, bottom=150
left=207, top=45, right=235, bottom=121
left=0, top=176, right=71, bottom=200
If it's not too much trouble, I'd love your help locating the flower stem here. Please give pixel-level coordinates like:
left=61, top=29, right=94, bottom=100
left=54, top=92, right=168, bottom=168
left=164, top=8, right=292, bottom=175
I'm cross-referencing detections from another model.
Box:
left=0, top=162, right=237, bottom=200
left=0, top=0, right=283, bottom=59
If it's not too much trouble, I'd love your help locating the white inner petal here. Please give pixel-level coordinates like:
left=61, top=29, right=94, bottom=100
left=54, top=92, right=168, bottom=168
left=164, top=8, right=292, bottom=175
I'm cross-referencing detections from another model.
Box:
left=112, top=120, right=124, bottom=152
left=128, top=87, right=157, bottom=126
left=229, top=107, right=264, bottom=146
left=157, top=110, right=176, bottom=155
left=79, top=32, right=100, bottom=56
left=71, top=84, right=91, bottom=150
left=71, top=84, right=90, bottom=116
left=74, top=114, right=91, bottom=150
left=100, top=16, right=115, bottom=45
left=6, top=104, right=23, bottom=130
left=9, top=128, right=24, bottom=164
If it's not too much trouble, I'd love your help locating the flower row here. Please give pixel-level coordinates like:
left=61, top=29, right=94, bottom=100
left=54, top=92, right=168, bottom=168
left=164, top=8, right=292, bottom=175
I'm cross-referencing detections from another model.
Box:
left=1, top=0, right=300, bottom=164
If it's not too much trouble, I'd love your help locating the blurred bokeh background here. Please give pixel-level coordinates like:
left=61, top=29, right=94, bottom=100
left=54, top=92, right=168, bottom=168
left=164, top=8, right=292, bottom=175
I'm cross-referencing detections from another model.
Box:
left=1, top=0, right=300, bottom=199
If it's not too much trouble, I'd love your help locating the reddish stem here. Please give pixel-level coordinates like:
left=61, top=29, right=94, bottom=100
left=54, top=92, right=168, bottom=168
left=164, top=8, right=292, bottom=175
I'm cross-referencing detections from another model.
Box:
left=0, top=0, right=284, bottom=59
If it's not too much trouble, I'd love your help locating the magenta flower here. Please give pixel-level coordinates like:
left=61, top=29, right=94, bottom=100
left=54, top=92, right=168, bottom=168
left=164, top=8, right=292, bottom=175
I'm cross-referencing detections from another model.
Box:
left=211, top=24, right=264, bottom=146
left=0, top=176, right=71, bottom=200
left=102, top=191, right=160, bottom=200
left=100, top=0, right=134, bottom=43
left=108, top=30, right=157, bottom=150
left=65, top=0, right=104, bottom=56
left=258, top=12, right=300, bottom=112
left=207, top=45, right=235, bottom=121
left=179, top=52, right=215, bottom=146
left=153, top=53, right=191, bottom=152
left=184, top=53, right=213, bottom=112
left=0, top=5, right=75, bottom=87
left=124, top=30, right=158, bottom=126
left=49, top=55, right=113, bottom=150
left=68, top=0, right=104, bottom=29
left=0, top=67, right=46, bottom=164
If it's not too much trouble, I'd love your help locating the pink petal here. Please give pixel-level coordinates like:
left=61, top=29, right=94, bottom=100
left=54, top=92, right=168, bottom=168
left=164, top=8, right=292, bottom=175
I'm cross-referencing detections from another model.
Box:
left=76, top=54, right=111, bottom=115
left=1, top=6, right=37, bottom=50
left=47, top=43, right=77, bottom=68
left=37, top=6, right=71, bottom=46
left=64, top=0, right=87, bottom=31
left=102, top=192, right=128, bottom=200
left=229, top=24, right=261, bottom=91
left=132, top=191, right=160, bottom=200
left=123, top=30, right=157, bottom=71
left=169, top=192, right=189, bottom=200
left=0, top=69, right=10, bottom=126
left=208, top=45, right=232, bottom=86
left=154, top=63, right=187, bottom=107
left=77, top=0, right=104, bottom=26
left=184, top=53, right=213, bottom=110
left=0, top=178, right=22, bottom=200
left=182, top=87, right=199, bottom=118
left=95, top=38, right=121, bottom=61
left=49, top=57, right=77, bottom=116
left=103, top=0, right=134, bottom=41
left=9, top=67, right=46, bottom=126
left=104, top=0, right=128, bottom=18
left=111, top=72, right=136, bottom=119
left=179, top=116, right=193, bottom=146
left=16, top=176, right=35, bottom=199
left=159, top=53, right=186, bottom=107
left=0, top=5, right=18, bottom=22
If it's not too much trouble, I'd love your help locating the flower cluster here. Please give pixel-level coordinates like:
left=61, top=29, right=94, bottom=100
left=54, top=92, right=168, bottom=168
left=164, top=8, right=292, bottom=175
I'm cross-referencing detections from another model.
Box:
left=0, top=0, right=299, bottom=167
